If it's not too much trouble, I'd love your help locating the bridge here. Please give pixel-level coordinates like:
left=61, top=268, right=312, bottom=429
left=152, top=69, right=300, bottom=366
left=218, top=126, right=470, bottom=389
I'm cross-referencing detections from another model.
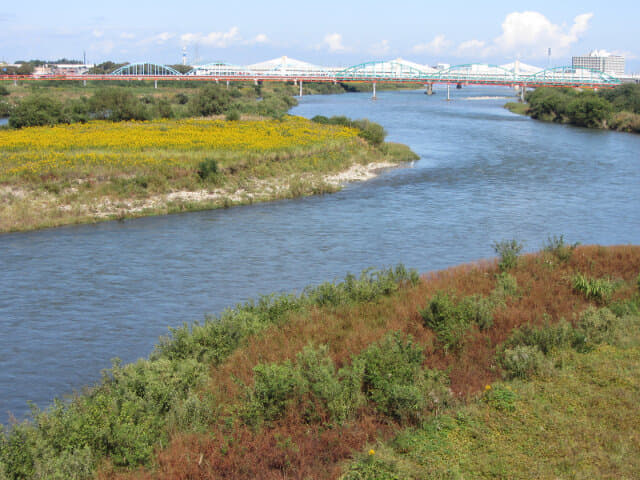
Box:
left=1, top=57, right=622, bottom=99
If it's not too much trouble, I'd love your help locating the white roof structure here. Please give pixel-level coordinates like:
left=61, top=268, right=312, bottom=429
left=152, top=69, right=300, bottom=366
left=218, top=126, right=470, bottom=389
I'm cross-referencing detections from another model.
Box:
left=391, top=58, right=437, bottom=73
left=500, top=61, right=543, bottom=75
left=247, top=56, right=333, bottom=75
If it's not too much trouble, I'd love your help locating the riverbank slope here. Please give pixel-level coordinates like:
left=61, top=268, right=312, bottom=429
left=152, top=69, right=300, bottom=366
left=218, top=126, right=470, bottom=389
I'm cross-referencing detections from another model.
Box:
left=1, top=244, right=638, bottom=479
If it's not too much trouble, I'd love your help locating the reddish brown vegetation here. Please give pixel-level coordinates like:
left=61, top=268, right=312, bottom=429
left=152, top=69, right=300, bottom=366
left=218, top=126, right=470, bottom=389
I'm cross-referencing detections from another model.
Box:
left=102, top=245, right=640, bottom=480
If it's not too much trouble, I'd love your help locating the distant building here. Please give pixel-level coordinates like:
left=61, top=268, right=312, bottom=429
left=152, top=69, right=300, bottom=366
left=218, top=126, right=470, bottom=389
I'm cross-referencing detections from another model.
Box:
left=572, top=50, right=625, bottom=76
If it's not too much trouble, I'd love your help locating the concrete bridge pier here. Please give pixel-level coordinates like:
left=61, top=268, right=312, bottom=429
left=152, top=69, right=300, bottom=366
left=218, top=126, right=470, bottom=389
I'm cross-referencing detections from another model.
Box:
left=447, top=83, right=451, bottom=101
left=372, top=82, right=377, bottom=100
left=519, top=84, right=526, bottom=102
left=425, top=83, right=434, bottom=95
left=299, top=80, right=303, bottom=97
left=13, top=78, right=17, bottom=86
left=154, top=79, right=157, bottom=89
left=226, top=80, right=229, bottom=89
left=83, top=79, right=86, bottom=87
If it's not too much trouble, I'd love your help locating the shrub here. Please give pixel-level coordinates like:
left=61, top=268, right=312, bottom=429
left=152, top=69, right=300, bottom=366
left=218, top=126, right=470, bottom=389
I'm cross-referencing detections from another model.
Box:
left=499, top=345, right=547, bottom=379
left=493, top=239, right=523, bottom=271
left=503, top=319, right=574, bottom=355
left=357, top=333, right=450, bottom=423
left=543, top=235, right=578, bottom=263
left=572, top=307, right=619, bottom=352
left=352, top=119, right=387, bottom=146
left=484, top=385, right=517, bottom=412
left=9, top=95, right=66, bottom=128
left=492, top=272, right=519, bottom=300
left=225, top=109, right=240, bottom=121
left=174, top=92, right=189, bottom=105
left=89, top=88, right=149, bottom=121
left=420, top=292, right=471, bottom=353
left=566, top=95, right=612, bottom=128
left=197, top=157, right=220, bottom=181
left=572, top=273, right=616, bottom=305
left=420, top=292, right=495, bottom=352
left=243, top=361, right=303, bottom=424
left=0, top=86, right=9, bottom=96
left=189, top=85, right=232, bottom=116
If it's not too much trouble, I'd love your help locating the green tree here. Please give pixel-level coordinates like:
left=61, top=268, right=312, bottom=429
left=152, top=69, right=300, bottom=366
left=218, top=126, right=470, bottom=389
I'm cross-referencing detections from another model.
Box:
left=189, top=85, right=232, bottom=116
left=566, top=95, right=612, bottom=128
left=9, top=95, right=66, bottom=128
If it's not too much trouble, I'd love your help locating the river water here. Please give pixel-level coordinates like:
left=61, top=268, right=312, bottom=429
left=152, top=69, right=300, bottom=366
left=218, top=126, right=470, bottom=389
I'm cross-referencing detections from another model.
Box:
left=1, top=87, right=639, bottom=420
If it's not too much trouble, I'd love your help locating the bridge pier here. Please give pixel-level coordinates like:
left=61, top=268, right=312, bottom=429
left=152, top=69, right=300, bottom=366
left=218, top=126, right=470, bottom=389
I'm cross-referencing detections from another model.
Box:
left=14, top=78, right=17, bottom=86
left=447, top=83, right=451, bottom=101
left=425, top=83, right=434, bottom=95
left=154, top=79, right=157, bottom=89
left=372, top=82, right=377, bottom=100
left=299, top=80, right=303, bottom=97
left=519, top=84, right=526, bottom=102
left=83, top=79, right=86, bottom=87
left=226, top=80, right=229, bottom=89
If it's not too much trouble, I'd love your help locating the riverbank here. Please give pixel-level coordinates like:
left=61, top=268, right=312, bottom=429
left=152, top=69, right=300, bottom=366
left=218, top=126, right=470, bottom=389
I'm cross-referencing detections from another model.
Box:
left=504, top=85, right=640, bottom=133
left=0, top=116, right=417, bottom=233
left=1, top=244, right=638, bottom=479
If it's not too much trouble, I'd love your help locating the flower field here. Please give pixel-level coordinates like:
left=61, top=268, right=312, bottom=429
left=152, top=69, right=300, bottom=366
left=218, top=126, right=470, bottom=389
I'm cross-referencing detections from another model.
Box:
left=0, top=117, right=359, bottom=180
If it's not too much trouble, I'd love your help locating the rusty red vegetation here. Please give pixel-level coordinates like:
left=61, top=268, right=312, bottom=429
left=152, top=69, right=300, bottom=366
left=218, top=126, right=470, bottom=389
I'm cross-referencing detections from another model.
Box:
left=102, top=245, right=640, bottom=480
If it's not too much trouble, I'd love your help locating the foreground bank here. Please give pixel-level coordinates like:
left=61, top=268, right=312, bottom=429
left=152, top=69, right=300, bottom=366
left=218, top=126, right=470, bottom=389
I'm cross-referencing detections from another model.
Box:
left=1, top=243, right=638, bottom=479
left=0, top=115, right=417, bottom=233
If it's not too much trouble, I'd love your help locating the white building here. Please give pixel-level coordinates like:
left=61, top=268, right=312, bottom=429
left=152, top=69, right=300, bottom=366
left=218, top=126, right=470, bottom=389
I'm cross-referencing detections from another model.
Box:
left=572, top=50, right=624, bottom=76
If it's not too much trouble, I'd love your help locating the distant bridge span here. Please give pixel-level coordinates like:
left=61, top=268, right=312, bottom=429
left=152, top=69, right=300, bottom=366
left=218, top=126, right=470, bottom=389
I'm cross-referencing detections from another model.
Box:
left=1, top=60, right=622, bottom=90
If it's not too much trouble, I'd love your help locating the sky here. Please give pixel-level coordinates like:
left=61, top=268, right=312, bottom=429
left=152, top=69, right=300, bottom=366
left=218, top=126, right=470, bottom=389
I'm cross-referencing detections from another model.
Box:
left=1, top=0, right=639, bottom=72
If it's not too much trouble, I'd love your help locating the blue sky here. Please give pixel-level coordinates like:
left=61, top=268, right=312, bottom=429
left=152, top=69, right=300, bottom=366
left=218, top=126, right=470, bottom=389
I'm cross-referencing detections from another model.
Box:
left=1, top=1, right=639, bottom=71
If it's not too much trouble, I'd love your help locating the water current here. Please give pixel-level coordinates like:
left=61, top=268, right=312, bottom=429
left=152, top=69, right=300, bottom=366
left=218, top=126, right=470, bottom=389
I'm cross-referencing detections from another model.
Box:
left=1, top=87, right=639, bottom=420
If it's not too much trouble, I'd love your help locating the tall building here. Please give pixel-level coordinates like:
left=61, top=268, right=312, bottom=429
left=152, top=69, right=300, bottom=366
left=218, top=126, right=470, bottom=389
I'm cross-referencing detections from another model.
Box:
left=572, top=50, right=625, bottom=76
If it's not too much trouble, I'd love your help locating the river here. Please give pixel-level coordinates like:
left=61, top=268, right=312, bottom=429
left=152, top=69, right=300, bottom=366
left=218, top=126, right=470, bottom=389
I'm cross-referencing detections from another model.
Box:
left=1, top=87, right=639, bottom=420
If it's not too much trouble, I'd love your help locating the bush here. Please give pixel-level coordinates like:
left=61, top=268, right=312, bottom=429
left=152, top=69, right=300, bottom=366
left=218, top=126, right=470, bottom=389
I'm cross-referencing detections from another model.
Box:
left=356, top=333, right=451, bottom=423
left=0, top=86, right=9, bottom=96
left=197, top=157, right=220, bottom=181
left=484, top=385, right=517, bottom=412
left=9, top=95, right=66, bottom=128
left=573, top=307, right=619, bottom=352
left=543, top=235, right=578, bottom=263
left=503, top=319, right=574, bottom=355
left=499, top=345, right=547, bottom=379
left=352, top=119, right=387, bottom=146
left=243, top=361, right=303, bottom=424
left=420, top=292, right=495, bottom=352
left=225, top=109, right=240, bottom=121
left=89, top=88, right=149, bottom=121
left=493, top=239, right=523, bottom=271
left=566, top=95, right=612, bottom=128
left=189, top=85, right=232, bottom=116
left=174, top=92, right=189, bottom=105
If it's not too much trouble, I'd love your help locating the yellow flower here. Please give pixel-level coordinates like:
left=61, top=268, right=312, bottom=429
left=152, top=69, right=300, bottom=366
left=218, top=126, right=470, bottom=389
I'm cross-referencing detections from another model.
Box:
left=485, top=384, right=492, bottom=391
left=368, top=449, right=375, bottom=456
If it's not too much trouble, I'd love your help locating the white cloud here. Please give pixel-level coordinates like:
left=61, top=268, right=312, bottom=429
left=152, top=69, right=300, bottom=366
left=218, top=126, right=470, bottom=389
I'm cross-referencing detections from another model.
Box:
left=456, top=39, right=486, bottom=56
left=181, top=27, right=240, bottom=48
left=92, top=29, right=104, bottom=38
left=139, top=32, right=175, bottom=46
left=412, top=34, right=451, bottom=55
left=120, top=32, right=135, bottom=40
left=491, top=11, right=593, bottom=57
left=253, top=33, right=269, bottom=44
left=90, top=40, right=115, bottom=55
left=321, top=33, right=347, bottom=52
left=370, top=39, right=391, bottom=56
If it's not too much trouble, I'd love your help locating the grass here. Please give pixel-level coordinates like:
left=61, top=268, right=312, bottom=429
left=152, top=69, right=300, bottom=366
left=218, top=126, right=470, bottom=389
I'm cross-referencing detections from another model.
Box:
left=2, top=245, right=639, bottom=480
left=504, top=101, right=529, bottom=115
left=0, top=116, right=417, bottom=233
left=345, top=318, right=640, bottom=479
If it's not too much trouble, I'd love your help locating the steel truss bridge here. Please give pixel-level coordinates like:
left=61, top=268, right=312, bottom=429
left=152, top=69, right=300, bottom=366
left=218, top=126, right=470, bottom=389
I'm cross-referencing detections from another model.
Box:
left=1, top=60, right=622, bottom=90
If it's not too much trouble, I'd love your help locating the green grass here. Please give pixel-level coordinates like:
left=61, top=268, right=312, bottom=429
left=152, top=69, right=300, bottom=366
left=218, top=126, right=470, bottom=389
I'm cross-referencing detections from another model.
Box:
left=344, top=313, right=640, bottom=479
left=504, top=102, right=529, bottom=115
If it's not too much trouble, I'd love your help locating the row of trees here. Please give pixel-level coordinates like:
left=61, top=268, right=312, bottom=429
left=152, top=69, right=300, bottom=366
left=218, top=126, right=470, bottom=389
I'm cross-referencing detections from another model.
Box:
left=525, top=84, right=640, bottom=132
left=5, top=83, right=299, bottom=128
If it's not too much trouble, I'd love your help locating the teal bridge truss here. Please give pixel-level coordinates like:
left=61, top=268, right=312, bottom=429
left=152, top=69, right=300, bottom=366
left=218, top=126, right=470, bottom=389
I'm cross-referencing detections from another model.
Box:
left=2, top=60, right=622, bottom=89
